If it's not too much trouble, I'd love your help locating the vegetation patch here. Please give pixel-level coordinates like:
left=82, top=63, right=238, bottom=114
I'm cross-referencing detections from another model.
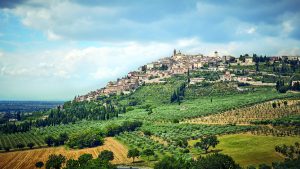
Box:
left=213, top=133, right=300, bottom=167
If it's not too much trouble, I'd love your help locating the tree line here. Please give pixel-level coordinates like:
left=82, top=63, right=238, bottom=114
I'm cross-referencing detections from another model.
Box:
left=43, top=120, right=142, bottom=149
left=36, top=151, right=116, bottom=169
left=0, top=101, right=127, bottom=134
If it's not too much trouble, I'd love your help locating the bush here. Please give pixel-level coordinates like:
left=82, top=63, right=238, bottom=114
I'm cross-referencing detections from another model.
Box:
left=195, top=153, right=241, bottom=169
left=172, top=119, right=179, bottom=123
left=4, top=146, right=10, bottom=152
left=16, top=143, right=25, bottom=149
left=78, top=154, right=93, bottom=166
left=259, top=163, right=271, bottom=169
left=27, top=142, right=35, bottom=149
left=143, top=130, right=152, bottom=136
left=104, top=120, right=142, bottom=136
left=66, top=159, right=79, bottom=168
left=99, top=150, right=114, bottom=161
left=35, top=161, right=44, bottom=168
left=278, top=86, right=289, bottom=93
left=46, top=154, right=66, bottom=169
left=154, top=156, right=191, bottom=169
left=238, top=82, right=250, bottom=87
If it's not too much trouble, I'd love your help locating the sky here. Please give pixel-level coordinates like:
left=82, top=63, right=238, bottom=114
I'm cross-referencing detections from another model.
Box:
left=0, top=0, right=300, bottom=101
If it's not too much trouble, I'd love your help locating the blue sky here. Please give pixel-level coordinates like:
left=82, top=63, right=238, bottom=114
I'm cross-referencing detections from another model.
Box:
left=0, top=0, right=300, bottom=101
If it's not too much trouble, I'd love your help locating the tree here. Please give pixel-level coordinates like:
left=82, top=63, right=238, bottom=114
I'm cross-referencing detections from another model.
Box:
left=66, top=159, right=79, bottom=169
left=173, top=119, right=179, bottom=123
left=143, top=130, right=152, bottom=136
left=27, top=142, right=35, bottom=149
left=78, top=153, right=93, bottom=166
left=255, top=62, right=259, bottom=72
left=99, top=150, right=114, bottom=161
left=258, top=163, right=271, bottom=169
left=194, top=135, right=219, bottom=153
left=16, top=143, right=25, bottom=149
left=142, top=149, right=155, bottom=160
left=171, top=91, right=177, bottom=103
left=46, top=154, right=66, bottom=169
left=4, top=146, right=10, bottom=152
left=194, top=153, right=241, bottom=169
left=45, top=136, right=55, bottom=147
left=127, top=148, right=140, bottom=162
left=35, top=161, right=44, bottom=168
left=247, top=165, right=256, bottom=169
left=58, top=132, right=69, bottom=145
left=154, top=156, right=191, bottom=169
left=89, top=158, right=117, bottom=169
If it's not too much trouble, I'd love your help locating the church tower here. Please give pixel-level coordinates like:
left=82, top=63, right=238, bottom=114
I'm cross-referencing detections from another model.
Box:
left=214, top=51, right=218, bottom=57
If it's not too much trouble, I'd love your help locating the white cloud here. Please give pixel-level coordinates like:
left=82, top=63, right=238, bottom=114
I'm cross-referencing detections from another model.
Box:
left=7, top=0, right=122, bottom=41
left=1, top=37, right=300, bottom=100
left=282, top=21, right=294, bottom=34
left=2, top=37, right=299, bottom=80
left=246, top=27, right=256, bottom=34
left=46, top=30, right=62, bottom=40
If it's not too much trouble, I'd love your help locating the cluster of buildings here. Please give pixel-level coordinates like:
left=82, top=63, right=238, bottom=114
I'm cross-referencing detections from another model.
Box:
left=75, top=50, right=300, bottom=101
left=75, top=49, right=223, bottom=101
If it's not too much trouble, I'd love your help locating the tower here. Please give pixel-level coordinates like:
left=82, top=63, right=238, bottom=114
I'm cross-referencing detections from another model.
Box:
left=214, top=51, right=218, bottom=57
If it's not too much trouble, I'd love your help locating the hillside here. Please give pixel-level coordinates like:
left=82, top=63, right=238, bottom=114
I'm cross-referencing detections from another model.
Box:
left=1, top=53, right=300, bottom=169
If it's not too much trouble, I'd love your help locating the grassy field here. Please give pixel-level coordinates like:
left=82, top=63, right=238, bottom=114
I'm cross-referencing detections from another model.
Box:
left=214, top=134, right=300, bottom=167
left=0, top=137, right=130, bottom=169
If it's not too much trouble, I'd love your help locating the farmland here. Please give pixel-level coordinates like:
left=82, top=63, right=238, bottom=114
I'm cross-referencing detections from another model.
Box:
left=1, top=79, right=300, bottom=168
left=116, top=124, right=254, bottom=159
left=185, top=99, right=300, bottom=125
left=0, top=137, right=130, bottom=169
left=213, top=133, right=300, bottom=167
left=1, top=87, right=293, bottom=150
left=0, top=120, right=110, bottom=150
left=147, top=87, right=295, bottom=122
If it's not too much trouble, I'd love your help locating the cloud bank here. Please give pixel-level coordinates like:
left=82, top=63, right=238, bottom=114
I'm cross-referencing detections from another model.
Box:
left=0, top=0, right=299, bottom=100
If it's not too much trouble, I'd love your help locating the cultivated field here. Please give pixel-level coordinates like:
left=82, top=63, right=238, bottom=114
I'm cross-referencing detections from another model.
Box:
left=147, top=88, right=295, bottom=122
left=0, top=137, right=130, bottom=169
left=184, top=99, right=300, bottom=125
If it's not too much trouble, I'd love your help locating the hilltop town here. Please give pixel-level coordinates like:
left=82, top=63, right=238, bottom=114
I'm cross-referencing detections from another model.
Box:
left=75, top=49, right=300, bottom=102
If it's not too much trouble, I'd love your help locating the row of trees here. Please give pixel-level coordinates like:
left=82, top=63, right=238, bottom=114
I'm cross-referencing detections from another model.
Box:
left=0, top=120, right=32, bottom=133
left=67, top=132, right=104, bottom=149
left=127, top=148, right=155, bottom=162
left=36, top=101, right=124, bottom=127
left=154, top=153, right=241, bottom=169
left=44, top=133, right=69, bottom=147
left=1, top=101, right=128, bottom=134
left=251, top=115, right=300, bottom=127
left=51, top=120, right=142, bottom=149
left=37, top=151, right=116, bottom=169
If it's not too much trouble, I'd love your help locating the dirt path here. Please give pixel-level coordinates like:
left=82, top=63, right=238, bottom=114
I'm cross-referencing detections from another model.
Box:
left=0, top=137, right=130, bottom=169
